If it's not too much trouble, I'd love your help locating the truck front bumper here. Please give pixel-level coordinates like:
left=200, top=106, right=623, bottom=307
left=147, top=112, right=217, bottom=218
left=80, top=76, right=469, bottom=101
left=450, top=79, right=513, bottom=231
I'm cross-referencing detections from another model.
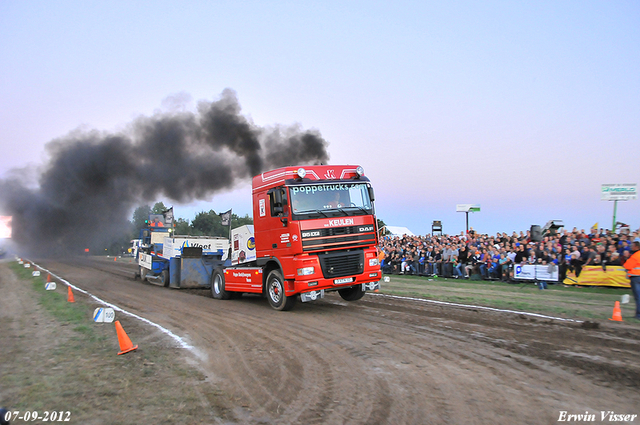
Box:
left=299, top=280, right=381, bottom=303
left=295, top=270, right=381, bottom=301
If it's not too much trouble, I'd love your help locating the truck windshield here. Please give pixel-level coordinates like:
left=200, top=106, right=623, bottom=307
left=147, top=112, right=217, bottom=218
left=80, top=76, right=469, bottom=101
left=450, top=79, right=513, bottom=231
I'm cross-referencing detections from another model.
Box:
left=289, top=182, right=373, bottom=216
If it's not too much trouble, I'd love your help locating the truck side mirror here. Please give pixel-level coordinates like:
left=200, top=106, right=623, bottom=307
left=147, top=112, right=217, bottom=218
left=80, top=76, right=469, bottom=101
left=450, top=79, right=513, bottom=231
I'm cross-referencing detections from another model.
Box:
left=274, top=188, right=283, bottom=206
left=368, top=185, right=375, bottom=202
left=269, top=186, right=288, bottom=217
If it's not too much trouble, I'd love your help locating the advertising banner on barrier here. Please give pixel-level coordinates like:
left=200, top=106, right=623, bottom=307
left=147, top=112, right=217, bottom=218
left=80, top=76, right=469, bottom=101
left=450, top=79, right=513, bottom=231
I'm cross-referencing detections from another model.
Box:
left=536, top=264, right=559, bottom=281
left=563, top=266, right=630, bottom=288
left=514, top=265, right=536, bottom=280
left=513, top=264, right=559, bottom=281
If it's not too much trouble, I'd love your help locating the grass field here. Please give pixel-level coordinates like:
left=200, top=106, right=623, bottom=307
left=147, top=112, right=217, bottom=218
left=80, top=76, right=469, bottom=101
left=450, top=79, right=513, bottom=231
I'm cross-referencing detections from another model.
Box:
left=378, top=273, right=636, bottom=321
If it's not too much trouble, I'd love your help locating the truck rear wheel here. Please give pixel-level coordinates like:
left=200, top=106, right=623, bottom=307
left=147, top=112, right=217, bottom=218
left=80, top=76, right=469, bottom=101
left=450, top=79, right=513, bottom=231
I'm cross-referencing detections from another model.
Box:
left=139, top=266, right=148, bottom=282
left=338, top=285, right=365, bottom=301
left=211, top=268, right=230, bottom=300
left=266, top=270, right=296, bottom=311
left=160, top=270, right=170, bottom=287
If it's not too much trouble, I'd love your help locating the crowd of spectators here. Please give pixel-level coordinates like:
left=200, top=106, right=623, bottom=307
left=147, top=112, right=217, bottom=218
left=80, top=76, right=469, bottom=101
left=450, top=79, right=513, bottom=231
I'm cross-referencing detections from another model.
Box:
left=379, top=226, right=640, bottom=283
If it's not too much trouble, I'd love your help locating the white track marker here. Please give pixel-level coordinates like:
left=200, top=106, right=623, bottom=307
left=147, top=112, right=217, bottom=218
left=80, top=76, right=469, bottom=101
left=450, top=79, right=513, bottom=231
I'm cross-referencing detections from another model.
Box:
left=32, top=263, right=193, bottom=350
left=370, top=292, right=581, bottom=323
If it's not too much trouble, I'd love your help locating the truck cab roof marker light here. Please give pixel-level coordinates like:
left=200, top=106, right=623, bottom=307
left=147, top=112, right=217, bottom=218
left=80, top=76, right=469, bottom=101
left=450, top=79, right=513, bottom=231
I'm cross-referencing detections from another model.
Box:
left=355, top=166, right=364, bottom=178
left=296, top=168, right=306, bottom=179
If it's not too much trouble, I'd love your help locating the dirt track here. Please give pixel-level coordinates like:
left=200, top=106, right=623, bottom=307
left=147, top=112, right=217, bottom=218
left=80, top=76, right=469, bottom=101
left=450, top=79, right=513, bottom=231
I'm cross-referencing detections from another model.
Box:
left=35, top=257, right=640, bottom=424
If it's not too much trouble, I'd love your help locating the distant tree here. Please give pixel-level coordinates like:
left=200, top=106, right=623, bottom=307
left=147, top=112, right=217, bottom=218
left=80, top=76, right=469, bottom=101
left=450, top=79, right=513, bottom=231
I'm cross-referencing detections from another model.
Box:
left=190, top=210, right=253, bottom=237
left=131, top=205, right=151, bottom=237
left=152, top=202, right=168, bottom=214
left=377, top=218, right=389, bottom=236
left=192, top=210, right=220, bottom=236
left=231, top=213, right=253, bottom=229
left=174, top=217, right=191, bottom=235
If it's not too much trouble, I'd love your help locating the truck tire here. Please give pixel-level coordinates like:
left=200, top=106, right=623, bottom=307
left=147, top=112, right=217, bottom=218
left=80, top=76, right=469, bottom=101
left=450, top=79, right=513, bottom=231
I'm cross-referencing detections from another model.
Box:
left=160, top=270, right=170, bottom=287
left=266, top=270, right=296, bottom=311
left=211, top=268, right=230, bottom=300
left=139, top=266, right=148, bottom=282
left=338, top=285, right=365, bottom=301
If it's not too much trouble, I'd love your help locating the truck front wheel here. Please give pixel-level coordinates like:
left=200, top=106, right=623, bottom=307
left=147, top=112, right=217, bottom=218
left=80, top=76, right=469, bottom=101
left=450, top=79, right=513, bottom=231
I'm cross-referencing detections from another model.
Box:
left=266, top=270, right=296, bottom=311
left=211, top=268, right=230, bottom=300
left=338, top=285, right=365, bottom=301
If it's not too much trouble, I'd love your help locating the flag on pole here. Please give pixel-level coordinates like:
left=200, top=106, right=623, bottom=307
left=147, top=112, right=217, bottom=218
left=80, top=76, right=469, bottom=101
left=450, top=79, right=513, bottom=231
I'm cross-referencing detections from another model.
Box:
left=219, top=209, right=232, bottom=226
left=162, top=207, right=174, bottom=225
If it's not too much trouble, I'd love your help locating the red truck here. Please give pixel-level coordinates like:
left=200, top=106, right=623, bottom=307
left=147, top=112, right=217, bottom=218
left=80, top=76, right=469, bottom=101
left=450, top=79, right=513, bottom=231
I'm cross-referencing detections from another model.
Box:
left=212, top=165, right=382, bottom=310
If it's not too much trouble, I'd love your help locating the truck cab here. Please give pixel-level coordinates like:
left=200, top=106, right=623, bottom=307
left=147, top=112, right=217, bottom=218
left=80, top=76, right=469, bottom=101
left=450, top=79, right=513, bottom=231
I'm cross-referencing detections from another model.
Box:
left=228, top=165, right=381, bottom=310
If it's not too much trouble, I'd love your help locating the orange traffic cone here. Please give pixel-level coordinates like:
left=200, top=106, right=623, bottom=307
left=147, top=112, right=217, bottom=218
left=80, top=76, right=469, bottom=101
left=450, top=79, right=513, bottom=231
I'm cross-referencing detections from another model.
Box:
left=67, top=286, right=75, bottom=303
left=609, top=301, right=623, bottom=322
left=114, top=321, right=138, bottom=355
left=47, top=273, right=51, bottom=282
left=114, top=257, right=117, bottom=262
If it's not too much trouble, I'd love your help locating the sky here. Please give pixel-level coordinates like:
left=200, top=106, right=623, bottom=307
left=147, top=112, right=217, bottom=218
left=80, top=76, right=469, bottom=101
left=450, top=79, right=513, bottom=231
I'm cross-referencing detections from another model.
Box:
left=1, top=0, right=639, bottom=237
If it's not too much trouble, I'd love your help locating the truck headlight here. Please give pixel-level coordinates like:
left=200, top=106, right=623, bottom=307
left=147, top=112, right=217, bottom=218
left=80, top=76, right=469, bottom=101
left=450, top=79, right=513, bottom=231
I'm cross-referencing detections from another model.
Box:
left=297, top=266, right=315, bottom=276
left=369, top=258, right=379, bottom=267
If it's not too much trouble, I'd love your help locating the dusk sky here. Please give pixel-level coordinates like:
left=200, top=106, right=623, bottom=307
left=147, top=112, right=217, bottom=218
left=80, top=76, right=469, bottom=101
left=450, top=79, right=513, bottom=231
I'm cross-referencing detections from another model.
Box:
left=1, top=1, right=638, bottom=236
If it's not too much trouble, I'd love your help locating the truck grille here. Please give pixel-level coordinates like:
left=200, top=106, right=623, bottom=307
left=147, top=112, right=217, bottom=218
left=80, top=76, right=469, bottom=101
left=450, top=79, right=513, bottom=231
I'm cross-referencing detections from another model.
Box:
left=318, top=250, right=364, bottom=278
left=301, top=225, right=376, bottom=252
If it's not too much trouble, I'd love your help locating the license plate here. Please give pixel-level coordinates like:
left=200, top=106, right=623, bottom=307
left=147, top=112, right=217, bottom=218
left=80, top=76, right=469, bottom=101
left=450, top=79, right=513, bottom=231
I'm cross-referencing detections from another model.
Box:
left=334, top=277, right=354, bottom=284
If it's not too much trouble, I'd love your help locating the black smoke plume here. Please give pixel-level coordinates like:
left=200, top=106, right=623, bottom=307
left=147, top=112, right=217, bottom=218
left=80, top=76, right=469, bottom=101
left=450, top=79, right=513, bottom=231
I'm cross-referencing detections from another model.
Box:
left=0, top=89, right=330, bottom=255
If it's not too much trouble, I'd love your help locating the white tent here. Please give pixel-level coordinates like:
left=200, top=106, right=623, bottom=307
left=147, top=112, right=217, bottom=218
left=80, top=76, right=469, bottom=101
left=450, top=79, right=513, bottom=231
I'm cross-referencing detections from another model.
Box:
left=384, top=226, right=415, bottom=238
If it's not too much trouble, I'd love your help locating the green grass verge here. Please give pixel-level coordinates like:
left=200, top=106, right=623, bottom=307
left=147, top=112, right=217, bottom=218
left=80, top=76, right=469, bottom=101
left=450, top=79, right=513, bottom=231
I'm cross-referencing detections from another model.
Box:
left=14, top=264, right=102, bottom=340
left=4, top=262, right=231, bottom=423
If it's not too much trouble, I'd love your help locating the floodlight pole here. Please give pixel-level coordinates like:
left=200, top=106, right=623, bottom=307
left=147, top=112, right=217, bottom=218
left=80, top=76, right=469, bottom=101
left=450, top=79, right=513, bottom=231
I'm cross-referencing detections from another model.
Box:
left=612, top=200, right=618, bottom=232
left=465, top=212, right=469, bottom=234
